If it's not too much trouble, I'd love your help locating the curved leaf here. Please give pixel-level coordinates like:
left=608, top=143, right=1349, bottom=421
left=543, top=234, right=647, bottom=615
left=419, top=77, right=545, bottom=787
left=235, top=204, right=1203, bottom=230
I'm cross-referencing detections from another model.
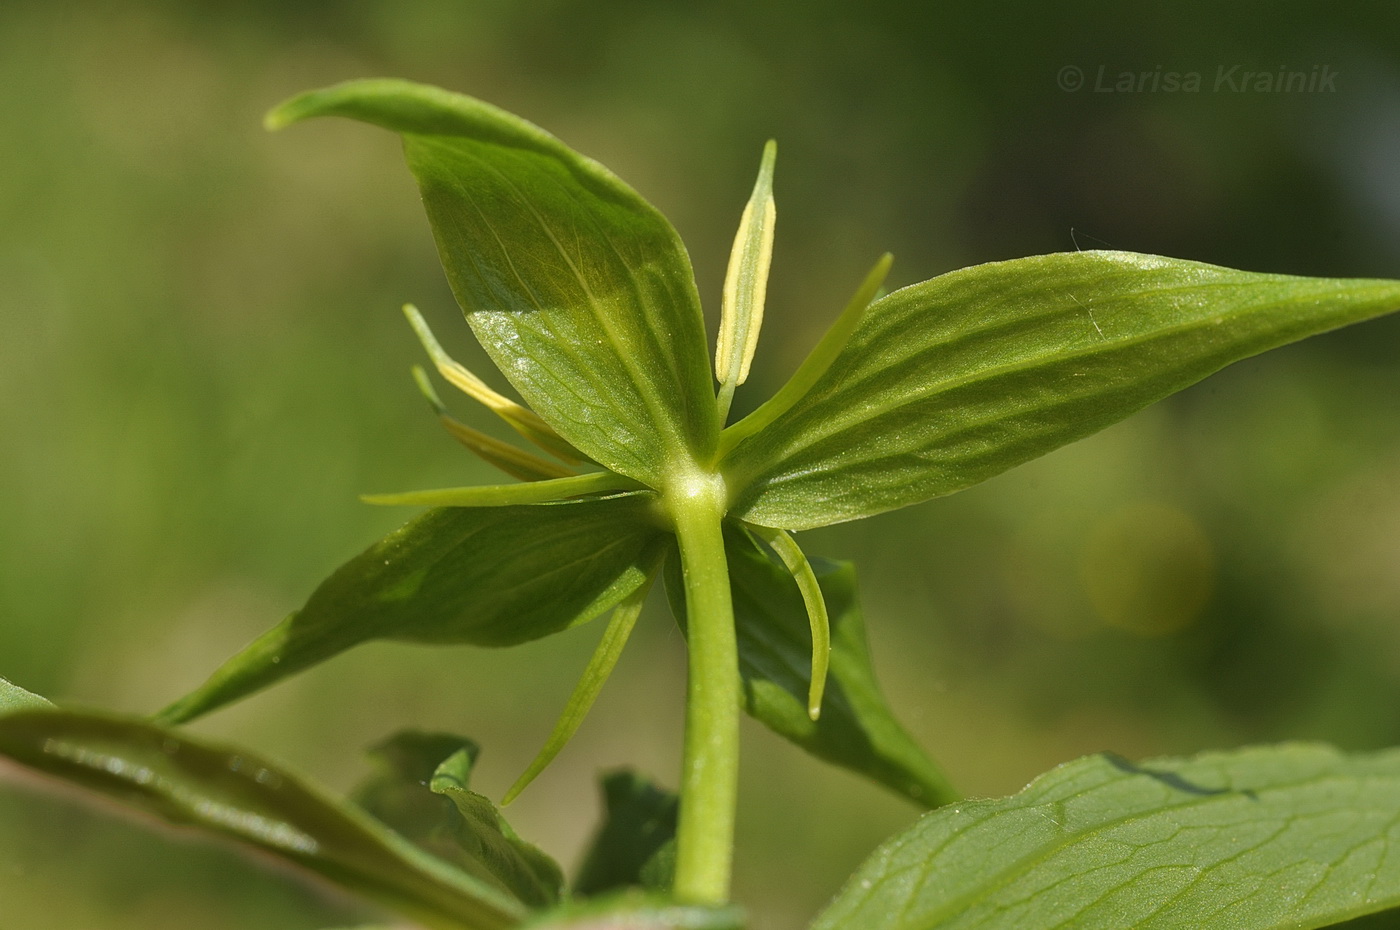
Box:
left=0, top=676, right=50, bottom=714
left=160, top=497, right=666, bottom=724
left=666, top=528, right=956, bottom=807
left=725, top=252, right=1400, bottom=529
left=574, top=770, right=679, bottom=897
left=0, top=710, right=526, bottom=930
left=269, top=79, right=718, bottom=485
left=353, top=733, right=563, bottom=910
left=814, top=744, right=1400, bottom=930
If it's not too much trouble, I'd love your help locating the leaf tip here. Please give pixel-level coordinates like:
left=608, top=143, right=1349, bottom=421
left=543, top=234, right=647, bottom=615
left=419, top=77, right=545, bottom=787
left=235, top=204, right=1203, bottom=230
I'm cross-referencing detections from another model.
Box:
left=500, top=780, right=526, bottom=807
left=263, top=91, right=316, bottom=132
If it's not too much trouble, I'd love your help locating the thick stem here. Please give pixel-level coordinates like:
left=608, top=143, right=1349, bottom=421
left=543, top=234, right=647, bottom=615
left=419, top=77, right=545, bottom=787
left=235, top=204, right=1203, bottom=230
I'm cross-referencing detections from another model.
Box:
left=668, top=473, right=740, bottom=904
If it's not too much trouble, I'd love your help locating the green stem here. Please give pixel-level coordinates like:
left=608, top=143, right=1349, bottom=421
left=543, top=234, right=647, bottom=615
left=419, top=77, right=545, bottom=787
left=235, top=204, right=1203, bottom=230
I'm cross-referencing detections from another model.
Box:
left=668, top=473, right=740, bottom=904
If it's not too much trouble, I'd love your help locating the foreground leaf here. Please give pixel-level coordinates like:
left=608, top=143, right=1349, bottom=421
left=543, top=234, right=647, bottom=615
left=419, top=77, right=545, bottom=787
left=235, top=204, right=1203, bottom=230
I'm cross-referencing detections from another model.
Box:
left=0, top=710, right=525, bottom=930
left=354, top=732, right=563, bottom=909
left=160, top=497, right=665, bottom=724
left=0, top=676, right=50, bottom=714
left=814, top=743, right=1400, bottom=930
left=574, top=770, right=679, bottom=897
left=666, top=529, right=956, bottom=807
left=269, top=79, right=718, bottom=484
left=725, top=252, right=1400, bottom=528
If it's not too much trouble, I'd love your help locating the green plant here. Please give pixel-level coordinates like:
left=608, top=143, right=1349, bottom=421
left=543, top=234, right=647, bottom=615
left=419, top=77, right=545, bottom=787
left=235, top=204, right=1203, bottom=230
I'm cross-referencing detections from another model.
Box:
left=4, top=77, right=1400, bottom=929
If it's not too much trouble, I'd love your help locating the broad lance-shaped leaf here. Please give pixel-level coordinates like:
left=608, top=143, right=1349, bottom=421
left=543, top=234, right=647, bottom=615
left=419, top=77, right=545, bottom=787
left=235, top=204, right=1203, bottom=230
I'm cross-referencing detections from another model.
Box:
left=724, top=251, right=1400, bottom=529
left=268, top=79, right=719, bottom=485
left=814, top=743, right=1400, bottom=930
left=0, top=676, right=50, bottom=714
left=159, top=497, right=666, bottom=724
left=352, top=732, right=562, bottom=909
left=0, top=710, right=527, bottom=930
left=666, top=527, right=957, bottom=807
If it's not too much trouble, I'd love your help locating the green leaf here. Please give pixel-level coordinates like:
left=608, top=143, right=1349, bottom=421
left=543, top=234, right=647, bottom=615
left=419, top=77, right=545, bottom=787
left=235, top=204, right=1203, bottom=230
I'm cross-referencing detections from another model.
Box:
left=574, top=770, right=679, bottom=897
left=814, top=744, right=1400, bottom=930
left=0, top=676, right=50, bottom=714
left=724, top=252, right=1400, bottom=529
left=0, top=710, right=526, bottom=930
left=268, top=79, right=718, bottom=485
left=159, top=497, right=666, bottom=724
left=665, top=528, right=956, bottom=807
left=354, top=732, right=563, bottom=910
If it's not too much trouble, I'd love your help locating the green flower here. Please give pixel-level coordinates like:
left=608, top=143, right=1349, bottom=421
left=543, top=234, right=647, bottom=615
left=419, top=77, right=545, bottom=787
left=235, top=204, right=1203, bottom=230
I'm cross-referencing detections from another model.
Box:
left=157, top=78, right=1400, bottom=904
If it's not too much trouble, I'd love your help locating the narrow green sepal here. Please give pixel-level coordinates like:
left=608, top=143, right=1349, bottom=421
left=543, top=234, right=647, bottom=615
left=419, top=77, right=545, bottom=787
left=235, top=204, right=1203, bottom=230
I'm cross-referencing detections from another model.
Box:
left=362, top=471, right=644, bottom=507
left=747, top=525, right=830, bottom=720
left=719, top=253, right=892, bottom=459
left=502, top=571, right=655, bottom=805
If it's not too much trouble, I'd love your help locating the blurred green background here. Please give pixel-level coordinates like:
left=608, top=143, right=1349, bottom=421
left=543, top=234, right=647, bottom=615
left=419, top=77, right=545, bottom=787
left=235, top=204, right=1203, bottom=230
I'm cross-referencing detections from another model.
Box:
left=2, top=1, right=1400, bottom=928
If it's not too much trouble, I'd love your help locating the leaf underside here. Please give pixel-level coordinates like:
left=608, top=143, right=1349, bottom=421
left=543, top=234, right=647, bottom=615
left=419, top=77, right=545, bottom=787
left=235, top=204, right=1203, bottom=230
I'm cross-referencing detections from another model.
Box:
left=666, top=527, right=956, bottom=807
left=814, top=743, right=1400, bottom=930
left=726, top=251, right=1400, bottom=529
left=269, top=79, right=718, bottom=485
left=0, top=710, right=526, bottom=930
left=352, top=731, right=563, bottom=910
left=160, top=496, right=665, bottom=724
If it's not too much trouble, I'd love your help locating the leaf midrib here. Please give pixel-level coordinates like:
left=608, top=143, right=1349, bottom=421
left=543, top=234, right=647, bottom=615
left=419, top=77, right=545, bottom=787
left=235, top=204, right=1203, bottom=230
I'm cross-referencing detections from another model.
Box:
left=850, top=766, right=1400, bottom=930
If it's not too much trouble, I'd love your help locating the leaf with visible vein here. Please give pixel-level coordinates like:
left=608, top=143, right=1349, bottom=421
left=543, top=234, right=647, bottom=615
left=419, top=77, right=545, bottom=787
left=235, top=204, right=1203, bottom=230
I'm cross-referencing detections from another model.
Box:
left=0, top=710, right=526, bottom=930
left=815, top=743, right=1400, bottom=930
left=725, top=252, right=1400, bottom=529
left=159, top=497, right=665, bottom=724
left=268, top=79, right=718, bottom=484
left=354, top=732, right=563, bottom=909
left=666, top=528, right=956, bottom=807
